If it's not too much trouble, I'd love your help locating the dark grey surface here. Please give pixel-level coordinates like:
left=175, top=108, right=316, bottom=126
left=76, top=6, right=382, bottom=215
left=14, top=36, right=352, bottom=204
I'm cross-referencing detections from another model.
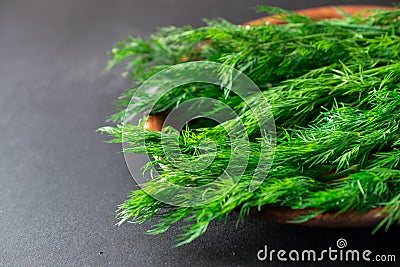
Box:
left=0, top=0, right=399, bottom=266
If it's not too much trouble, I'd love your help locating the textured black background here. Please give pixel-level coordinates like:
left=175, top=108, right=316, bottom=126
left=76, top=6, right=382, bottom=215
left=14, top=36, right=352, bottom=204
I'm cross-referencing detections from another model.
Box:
left=0, top=0, right=399, bottom=266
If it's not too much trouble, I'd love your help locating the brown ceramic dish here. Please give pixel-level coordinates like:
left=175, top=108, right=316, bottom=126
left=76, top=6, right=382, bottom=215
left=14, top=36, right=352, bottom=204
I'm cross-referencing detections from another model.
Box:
left=146, top=5, right=395, bottom=228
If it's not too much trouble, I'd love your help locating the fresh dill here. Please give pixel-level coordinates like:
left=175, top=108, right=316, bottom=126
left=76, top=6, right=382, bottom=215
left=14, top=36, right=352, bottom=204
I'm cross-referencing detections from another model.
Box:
left=99, top=7, right=400, bottom=246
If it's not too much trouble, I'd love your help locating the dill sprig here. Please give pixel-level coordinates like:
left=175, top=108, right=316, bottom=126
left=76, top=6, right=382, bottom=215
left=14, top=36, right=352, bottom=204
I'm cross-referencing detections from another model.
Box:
left=99, top=7, right=400, bottom=245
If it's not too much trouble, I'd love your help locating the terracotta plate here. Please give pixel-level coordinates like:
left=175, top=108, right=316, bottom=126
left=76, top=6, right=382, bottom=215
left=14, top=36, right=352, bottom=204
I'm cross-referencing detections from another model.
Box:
left=146, top=5, right=396, bottom=228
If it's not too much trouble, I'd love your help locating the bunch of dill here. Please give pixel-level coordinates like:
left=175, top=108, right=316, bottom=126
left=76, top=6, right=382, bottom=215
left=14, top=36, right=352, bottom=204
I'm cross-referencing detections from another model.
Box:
left=99, top=7, right=400, bottom=246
